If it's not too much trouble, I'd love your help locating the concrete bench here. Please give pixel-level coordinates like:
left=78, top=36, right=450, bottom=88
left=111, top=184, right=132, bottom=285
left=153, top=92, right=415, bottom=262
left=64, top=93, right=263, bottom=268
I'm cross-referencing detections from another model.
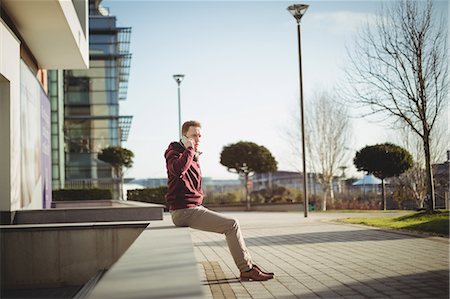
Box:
left=11, top=201, right=164, bottom=224
left=0, top=221, right=150, bottom=291
left=86, top=217, right=205, bottom=299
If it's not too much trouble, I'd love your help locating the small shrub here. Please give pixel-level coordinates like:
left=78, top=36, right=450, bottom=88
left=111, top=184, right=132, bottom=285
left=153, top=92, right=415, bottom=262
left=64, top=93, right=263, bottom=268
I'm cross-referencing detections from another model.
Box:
left=52, top=189, right=112, bottom=201
left=127, top=187, right=168, bottom=207
left=250, top=185, right=292, bottom=204
left=204, top=192, right=241, bottom=205
left=327, top=198, right=381, bottom=210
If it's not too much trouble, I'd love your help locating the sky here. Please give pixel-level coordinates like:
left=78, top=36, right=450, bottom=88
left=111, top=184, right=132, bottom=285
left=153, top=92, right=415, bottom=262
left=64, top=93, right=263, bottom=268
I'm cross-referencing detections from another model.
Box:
left=102, top=0, right=449, bottom=180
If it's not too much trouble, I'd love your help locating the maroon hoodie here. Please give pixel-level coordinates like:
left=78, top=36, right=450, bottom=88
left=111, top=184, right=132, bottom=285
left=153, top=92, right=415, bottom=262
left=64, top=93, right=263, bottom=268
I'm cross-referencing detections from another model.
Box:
left=164, top=142, right=203, bottom=210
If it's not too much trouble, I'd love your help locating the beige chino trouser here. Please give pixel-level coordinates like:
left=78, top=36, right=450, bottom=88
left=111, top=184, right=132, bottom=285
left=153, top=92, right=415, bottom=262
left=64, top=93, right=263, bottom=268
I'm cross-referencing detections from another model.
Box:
left=170, top=205, right=253, bottom=272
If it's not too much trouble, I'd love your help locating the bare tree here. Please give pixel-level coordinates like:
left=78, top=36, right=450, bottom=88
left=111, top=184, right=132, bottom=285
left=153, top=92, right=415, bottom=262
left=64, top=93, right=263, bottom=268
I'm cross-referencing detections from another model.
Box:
left=397, top=115, right=450, bottom=165
left=346, top=0, right=449, bottom=211
left=391, top=162, right=427, bottom=209
left=307, top=91, right=352, bottom=210
left=393, top=116, right=449, bottom=209
left=286, top=90, right=352, bottom=211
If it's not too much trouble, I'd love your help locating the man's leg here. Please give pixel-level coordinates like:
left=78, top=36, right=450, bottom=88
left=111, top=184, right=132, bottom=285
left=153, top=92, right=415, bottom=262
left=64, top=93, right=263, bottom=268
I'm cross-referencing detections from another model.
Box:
left=175, top=206, right=253, bottom=272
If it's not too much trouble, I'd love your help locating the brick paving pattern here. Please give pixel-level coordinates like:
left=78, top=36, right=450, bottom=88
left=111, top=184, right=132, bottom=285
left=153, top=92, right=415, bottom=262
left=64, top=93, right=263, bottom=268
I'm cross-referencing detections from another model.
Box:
left=192, top=212, right=449, bottom=299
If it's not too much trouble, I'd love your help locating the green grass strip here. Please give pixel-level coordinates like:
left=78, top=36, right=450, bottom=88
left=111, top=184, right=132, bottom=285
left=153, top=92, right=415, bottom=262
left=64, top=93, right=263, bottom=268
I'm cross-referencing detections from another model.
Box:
left=341, top=210, right=449, bottom=236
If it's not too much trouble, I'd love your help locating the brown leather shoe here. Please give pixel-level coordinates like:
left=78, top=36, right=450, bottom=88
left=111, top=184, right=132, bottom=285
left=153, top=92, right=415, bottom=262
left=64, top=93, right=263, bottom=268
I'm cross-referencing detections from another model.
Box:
left=253, top=264, right=274, bottom=276
left=240, top=267, right=273, bottom=281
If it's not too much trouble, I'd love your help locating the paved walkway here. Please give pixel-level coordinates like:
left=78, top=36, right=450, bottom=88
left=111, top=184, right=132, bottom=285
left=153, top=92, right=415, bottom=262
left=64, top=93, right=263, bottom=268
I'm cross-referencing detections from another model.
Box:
left=188, top=211, right=449, bottom=299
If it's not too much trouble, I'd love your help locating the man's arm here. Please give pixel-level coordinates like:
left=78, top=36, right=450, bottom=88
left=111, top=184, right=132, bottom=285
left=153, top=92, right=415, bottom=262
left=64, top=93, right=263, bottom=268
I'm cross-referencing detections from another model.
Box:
left=166, top=147, right=195, bottom=177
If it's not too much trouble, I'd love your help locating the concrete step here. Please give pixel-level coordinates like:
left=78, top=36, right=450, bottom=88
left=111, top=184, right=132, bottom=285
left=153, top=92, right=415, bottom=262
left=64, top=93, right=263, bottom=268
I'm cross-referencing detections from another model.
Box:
left=87, top=217, right=205, bottom=299
left=74, top=270, right=107, bottom=299
left=11, top=201, right=164, bottom=224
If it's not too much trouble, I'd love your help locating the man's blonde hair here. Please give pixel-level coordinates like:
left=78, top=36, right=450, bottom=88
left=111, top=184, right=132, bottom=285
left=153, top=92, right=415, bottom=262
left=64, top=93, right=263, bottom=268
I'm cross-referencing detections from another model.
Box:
left=182, top=120, right=201, bottom=135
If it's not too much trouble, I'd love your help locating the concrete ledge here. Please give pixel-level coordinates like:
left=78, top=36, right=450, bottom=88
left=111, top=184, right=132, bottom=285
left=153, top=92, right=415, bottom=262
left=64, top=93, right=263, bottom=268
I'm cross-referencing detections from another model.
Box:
left=0, top=211, right=15, bottom=224
left=88, top=221, right=205, bottom=299
left=11, top=201, right=164, bottom=224
left=51, top=200, right=163, bottom=209
left=1, top=222, right=149, bottom=289
left=51, top=200, right=116, bottom=208
left=0, top=221, right=151, bottom=231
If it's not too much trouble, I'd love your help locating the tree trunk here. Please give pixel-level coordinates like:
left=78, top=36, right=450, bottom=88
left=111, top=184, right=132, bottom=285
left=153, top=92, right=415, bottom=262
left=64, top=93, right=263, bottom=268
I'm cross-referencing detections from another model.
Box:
left=114, top=167, right=122, bottom=200
left=245, top=174, right=250, bottom=211
left=321, top=192, right=327, bottom=211
left=119, top=167, right=124, bottom=200
left=423, top=135, right=435, bottom=211
left=381, top=178, right=386, bottom=211
left=329, top=179, right=335, bottom=205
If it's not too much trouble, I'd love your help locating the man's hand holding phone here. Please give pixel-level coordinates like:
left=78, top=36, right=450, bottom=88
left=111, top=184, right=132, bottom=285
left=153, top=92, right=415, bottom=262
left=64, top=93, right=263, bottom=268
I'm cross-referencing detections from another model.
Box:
left=181, top=135, right=194, bottom=149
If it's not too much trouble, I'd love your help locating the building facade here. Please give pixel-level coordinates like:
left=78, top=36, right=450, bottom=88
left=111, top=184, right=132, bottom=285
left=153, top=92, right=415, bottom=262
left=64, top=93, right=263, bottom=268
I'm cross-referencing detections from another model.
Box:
left=1, top=0, right=89, bottom=219
left=52, top=0, right=132, bottom=196
left=432, top=152, right=450, bottom=209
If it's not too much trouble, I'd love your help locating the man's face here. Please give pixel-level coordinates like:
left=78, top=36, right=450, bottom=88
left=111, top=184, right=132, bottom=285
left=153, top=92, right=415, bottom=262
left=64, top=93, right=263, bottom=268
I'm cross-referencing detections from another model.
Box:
left=185, top=126, right=202, bottom=150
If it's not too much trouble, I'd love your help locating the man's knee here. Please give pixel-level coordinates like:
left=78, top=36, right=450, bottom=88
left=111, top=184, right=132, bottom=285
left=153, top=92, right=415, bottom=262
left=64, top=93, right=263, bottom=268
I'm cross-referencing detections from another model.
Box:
left=216, top=217, right=240, bottom=235
left=227, top=218, right=240, bottom=231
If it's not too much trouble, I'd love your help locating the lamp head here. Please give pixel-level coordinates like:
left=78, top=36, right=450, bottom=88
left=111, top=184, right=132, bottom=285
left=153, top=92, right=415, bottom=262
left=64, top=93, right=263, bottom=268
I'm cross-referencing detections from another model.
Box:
left=173, top=74, right=185, bottom=84
left=287, top=4, right=309, bottom=23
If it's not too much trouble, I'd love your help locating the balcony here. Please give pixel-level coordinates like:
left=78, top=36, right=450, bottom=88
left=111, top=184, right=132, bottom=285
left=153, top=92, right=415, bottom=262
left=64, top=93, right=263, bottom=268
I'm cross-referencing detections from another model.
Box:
left=2, top=0, right=89, bottom=69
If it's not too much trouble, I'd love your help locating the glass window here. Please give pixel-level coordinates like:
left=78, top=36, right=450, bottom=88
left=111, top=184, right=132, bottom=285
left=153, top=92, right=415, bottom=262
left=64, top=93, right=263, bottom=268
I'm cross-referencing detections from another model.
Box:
left=50, top=82, right=57, bottom=94
left=83, top=67, right=106, bottom=78
left=52, top=165, right=59, bottom=177
left=51, top=124, right=58, bottom=134
left=88, top=92, right=108, bottom=104
left=90, top=17, right=116, bottom=30
left=66, top=92, right=89, bottom=105
left=51, top=99, right=58, bottom=110
left=52, top=150, right=59, bottom=163
left=90, top=59, right=116, bottom=69
left=91, top=78, right=116, bottom=92
left=90, top=34, right=115, bottom=44
left=90, top=91, right=117, bottom=104
left=65, top=120, right=90, bottom=138
left=51, top=135, right=58, bottom=147
left=70, top=70, right=90, bottom=78
left=66, top=166, right=91, bottom=179
left=91, top=104, right=118, bottom=115
left=65, top=106, right=91, bottom=116
left=97, top=167, right=113, bottom=178
left=65, top=76, right=90, bottom=105
left=65, top=153, right=92, bottom=166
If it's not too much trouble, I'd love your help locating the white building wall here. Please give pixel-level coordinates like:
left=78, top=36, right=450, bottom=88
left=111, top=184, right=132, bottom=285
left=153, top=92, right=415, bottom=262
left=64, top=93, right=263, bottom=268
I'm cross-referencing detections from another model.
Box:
left=1, top=0, right=89, bottom=214
left=20, top=60, right=46, bottom=210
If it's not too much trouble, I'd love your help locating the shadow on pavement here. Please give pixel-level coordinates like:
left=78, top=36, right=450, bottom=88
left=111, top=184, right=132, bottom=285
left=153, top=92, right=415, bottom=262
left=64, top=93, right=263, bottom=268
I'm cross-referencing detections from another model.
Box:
left=202, top=278, right=241, bottom=286
left=1, top=286, right=82, bottom=299
left=194, top=228, right=425, bottom=247
left=276, top=270, right=449, bottom=299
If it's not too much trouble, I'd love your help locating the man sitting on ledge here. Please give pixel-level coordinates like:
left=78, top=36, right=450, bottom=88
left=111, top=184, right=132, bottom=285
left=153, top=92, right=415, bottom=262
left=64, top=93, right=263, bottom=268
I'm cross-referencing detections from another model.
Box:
left=164, top=120, right=274, bottom=281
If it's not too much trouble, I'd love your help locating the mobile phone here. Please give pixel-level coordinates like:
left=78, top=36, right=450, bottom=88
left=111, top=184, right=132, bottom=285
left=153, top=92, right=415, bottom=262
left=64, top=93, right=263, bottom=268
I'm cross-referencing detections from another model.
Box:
left=181, top=135, right=190, bottom=147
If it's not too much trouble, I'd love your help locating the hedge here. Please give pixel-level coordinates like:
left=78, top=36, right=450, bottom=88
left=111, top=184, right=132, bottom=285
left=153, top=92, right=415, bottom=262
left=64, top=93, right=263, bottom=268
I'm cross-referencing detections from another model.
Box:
left=127, top=187, right=168, bottom=207
left=52, top=188, right=112, bottom=201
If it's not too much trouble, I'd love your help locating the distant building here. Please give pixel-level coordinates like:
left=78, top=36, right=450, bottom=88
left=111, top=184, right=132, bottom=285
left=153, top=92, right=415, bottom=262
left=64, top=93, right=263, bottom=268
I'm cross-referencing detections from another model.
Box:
left=204, top=179, right=242, bottom=193
left=132, top=178, right=168, bottom=188
left=251, top=171, right=326, bottom=196
left=1, top=0, right=89, bottom=218
left=433, top=154, right=449, bottom=208
left=130, top=177, right=242, bottom=193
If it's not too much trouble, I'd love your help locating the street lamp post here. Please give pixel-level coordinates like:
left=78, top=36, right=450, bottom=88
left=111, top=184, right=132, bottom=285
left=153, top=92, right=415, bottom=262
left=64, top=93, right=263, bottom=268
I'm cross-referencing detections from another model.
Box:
left=173, top=74, right=185, bottom=139
left=288, top=4, right=309, bottom=217
left=242, top=163, right=250, bottom=211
